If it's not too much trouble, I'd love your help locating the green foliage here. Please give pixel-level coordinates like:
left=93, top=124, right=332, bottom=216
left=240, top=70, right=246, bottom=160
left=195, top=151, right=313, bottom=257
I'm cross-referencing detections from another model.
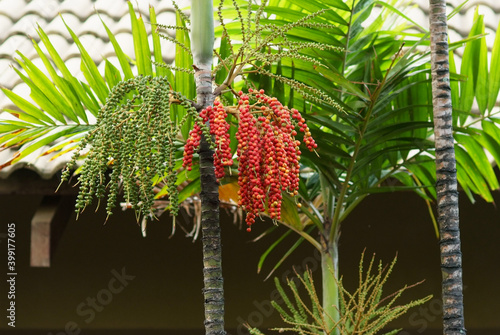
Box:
left=244, top=0, right=500, bottom=278
left=1, top=0, right=499, bottom=235
left=0, top=4, right=195, bottom=167
left=248, top=253, right=431, bottom=335
left=0, top=1, right=340, bottom=222
left=0, top=4, right=200, bottom=219
left=230, top=3, right=500, bottom=328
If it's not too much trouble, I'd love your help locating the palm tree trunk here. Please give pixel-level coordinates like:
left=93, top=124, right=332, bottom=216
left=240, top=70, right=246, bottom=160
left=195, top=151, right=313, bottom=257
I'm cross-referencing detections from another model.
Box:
left=199, top=135, right=225, bottom=335
left=192, top=1, right=226, bottom=334
left=321, top=240, right=340, bottom=335
left=197, top=67, right=225, bottom=335
left=320, top=204, right=340, bottom=335
left=428, top=1, right=466, bottom=334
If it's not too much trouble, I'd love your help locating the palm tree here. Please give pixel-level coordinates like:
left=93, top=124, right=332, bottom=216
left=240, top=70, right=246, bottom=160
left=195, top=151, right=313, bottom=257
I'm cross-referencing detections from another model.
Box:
left=1, top=1, right=499, bottom=334
left=191, top=0, right=225, bottom=333
left=0, top=2, right=336, bottom=334
left=428, top=0, right=466, bottom=333
left=0, top=2, right=226, bottom=333
left=216, top=0, right=500, bottom=332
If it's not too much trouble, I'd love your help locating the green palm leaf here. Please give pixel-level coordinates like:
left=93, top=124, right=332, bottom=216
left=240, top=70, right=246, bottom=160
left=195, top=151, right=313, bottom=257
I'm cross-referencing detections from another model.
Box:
left=0, top=4, right=191, bottom=166
left=36, top=24, right=99, bottom=117
left=231, top=0, right=500, bottom=281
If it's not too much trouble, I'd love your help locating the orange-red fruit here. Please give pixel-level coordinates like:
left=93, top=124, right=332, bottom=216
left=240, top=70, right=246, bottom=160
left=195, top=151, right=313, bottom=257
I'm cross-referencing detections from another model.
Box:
left=184, top=91, right=316, bottom=233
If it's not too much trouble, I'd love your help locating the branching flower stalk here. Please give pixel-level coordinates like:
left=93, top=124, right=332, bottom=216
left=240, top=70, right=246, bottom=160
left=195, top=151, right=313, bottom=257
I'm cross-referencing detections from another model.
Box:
left=213, top=3, right=344, bottom=105
left=248, top=253, right=432, bottom=335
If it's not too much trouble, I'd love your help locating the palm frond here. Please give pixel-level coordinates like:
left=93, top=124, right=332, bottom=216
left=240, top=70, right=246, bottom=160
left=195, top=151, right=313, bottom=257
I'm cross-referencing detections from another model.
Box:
left=0, top=4, right=194, bottom=168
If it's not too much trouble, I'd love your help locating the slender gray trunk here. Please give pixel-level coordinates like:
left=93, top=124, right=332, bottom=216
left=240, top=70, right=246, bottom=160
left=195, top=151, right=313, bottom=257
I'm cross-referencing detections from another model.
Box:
left=428, top=1, right=466, bottom=334
left=195, top=63, right=226, bottom=335
left=191, top=0, right=224, bottom=333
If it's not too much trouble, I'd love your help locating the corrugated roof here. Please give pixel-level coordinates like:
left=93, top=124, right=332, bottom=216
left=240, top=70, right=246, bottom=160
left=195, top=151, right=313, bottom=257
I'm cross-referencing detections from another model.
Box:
left=0, top=0, right=183, bottom=108
left=0, top=0, right=498, bottom=179
left=0, top=0, right=185, bottom=179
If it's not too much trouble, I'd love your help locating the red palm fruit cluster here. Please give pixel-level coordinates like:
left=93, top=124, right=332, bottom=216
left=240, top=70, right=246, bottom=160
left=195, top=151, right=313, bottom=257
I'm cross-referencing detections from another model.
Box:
left=236, top=89, right=317, bottom=232
left=183, top=90, right=317, bottom=232
left=291, top=108, right=317, bottom=152
left=183, top=124, right=202, bottom=171
left=182, top=101, right=233, bottom=180
left=211, top=100, right=233, bottom=180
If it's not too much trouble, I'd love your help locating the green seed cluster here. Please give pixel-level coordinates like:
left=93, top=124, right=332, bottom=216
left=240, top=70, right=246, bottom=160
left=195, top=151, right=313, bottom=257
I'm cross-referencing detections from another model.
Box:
left=61, top=75, right=207, bottom=221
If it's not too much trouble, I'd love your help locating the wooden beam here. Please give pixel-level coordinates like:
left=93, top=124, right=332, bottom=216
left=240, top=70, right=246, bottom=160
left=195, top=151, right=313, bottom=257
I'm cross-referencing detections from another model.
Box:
left=0, top=170, right=79, bottom=196
left=30, top=196, right=75, bottom=267
left=31, top=197, right=57, bottom=267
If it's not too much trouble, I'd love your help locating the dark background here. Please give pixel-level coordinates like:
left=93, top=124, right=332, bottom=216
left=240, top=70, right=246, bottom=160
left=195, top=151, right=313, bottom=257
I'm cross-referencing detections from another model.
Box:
left=1, top=170, right=499, bottom=335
